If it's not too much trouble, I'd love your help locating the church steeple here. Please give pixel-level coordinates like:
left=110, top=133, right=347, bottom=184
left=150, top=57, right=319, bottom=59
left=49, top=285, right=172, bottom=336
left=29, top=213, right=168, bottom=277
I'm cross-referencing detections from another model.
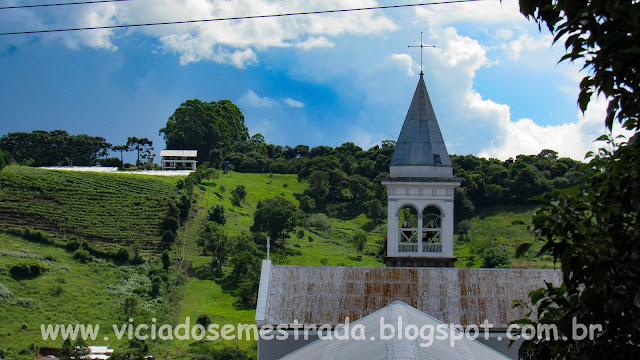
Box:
left=390, top=73, right=453, bottom=178
left=382, top=72, right=460, bottom=268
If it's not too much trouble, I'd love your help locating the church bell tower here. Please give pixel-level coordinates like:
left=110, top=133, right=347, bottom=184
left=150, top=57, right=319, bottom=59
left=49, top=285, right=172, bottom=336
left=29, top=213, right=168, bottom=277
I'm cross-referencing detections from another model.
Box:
left=382, top=72, right=460, bottom=267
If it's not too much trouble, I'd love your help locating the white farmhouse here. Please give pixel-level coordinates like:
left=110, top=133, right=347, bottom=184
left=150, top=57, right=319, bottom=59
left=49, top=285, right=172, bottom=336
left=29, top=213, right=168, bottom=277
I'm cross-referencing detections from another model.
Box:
left=160, top=150, right=197, bottom=170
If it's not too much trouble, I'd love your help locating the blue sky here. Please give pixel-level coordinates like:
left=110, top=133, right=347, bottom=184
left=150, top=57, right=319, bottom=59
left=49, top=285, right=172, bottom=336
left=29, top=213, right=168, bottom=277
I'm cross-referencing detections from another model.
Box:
left=0, top=0, right=617, bottom=162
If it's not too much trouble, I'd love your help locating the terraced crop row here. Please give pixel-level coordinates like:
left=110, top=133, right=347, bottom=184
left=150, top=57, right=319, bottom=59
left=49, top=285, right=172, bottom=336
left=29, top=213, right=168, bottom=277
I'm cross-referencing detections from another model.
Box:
left=0, top=166, right=181, bottom=252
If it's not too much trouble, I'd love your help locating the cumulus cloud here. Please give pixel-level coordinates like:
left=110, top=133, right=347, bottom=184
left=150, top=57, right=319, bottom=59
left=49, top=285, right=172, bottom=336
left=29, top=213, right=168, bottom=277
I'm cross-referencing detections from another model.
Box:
left=476, top=95, right=632, bottom=160
left=415, top=0, right=522, bottom=25
left=503, top=33, right=553, bottom=59
left=13, top=0, right=397, bottom=67
left=391, top=53, right=415, bottom=76
left=238, top=89, right=279, bottom=108
left=284, top=98, right=304, bottom=108
left=295, top=36, right=334, bottom=51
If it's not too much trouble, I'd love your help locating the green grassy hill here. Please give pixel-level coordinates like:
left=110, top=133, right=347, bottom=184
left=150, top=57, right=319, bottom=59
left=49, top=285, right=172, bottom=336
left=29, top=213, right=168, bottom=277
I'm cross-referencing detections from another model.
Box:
left=0, top=232, right=149, bottom=359
left=0, top=166, right=552, bottom=359
left=0, top=166, right=179, bottom=254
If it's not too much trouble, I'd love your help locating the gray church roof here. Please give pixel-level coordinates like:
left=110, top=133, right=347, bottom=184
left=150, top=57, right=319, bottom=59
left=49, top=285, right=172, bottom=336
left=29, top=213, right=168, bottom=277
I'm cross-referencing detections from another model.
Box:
left=281, top=301, right=510, bottom=360
left=390, top=74, right=452, bottom=167
left=256, top=262, right=562, bottom=329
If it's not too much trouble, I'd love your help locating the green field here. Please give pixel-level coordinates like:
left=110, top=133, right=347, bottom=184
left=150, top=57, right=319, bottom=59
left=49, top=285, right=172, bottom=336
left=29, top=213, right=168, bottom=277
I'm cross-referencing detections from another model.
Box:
left=0, top=167, right=553, bottom=359
left=0, top=233, right=136, bottom=359
left=0, top=166, right=179, bottom=253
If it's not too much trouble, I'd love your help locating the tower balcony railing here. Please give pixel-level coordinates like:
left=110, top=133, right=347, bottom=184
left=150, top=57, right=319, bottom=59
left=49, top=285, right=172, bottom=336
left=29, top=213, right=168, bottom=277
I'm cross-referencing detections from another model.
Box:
left=423, top=243, right=442, bottom=253
left=398, top=243, right=419, bottom=252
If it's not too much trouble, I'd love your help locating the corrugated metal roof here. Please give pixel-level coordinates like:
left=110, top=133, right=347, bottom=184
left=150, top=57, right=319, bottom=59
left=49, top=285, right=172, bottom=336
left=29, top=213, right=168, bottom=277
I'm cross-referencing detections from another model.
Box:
left=259, top=264, right=561, bottom=329
left=390, top=74, right=451, bottom=167
left=281, top=301, right=511, bottom=360
left=160, top=150, right=198, bottom=157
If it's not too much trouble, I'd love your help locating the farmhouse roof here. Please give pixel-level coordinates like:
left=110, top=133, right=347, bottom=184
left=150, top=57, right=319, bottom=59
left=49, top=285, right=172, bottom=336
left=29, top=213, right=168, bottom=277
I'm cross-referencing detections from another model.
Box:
left=256, top=261, right=562, bottom=329
left=160, top=150, right=198, bottom=157
left=390, top=74, right=451, bottom=167
left=280, top=301, right=510, bottom=360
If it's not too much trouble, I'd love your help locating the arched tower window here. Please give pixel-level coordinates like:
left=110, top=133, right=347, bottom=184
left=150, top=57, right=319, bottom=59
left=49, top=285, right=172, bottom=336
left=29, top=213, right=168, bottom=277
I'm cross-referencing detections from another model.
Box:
left=422, top=205, right=442, bottom=253
left=397, top=205, right=418, bottom=253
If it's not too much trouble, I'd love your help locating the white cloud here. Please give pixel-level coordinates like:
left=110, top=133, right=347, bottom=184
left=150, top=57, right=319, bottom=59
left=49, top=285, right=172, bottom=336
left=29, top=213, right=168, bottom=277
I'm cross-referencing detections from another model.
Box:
left=391, top=53, right=415, bottom=76
left=349, top=126, right=383, bottom=150
left=284, top=98, right=304, bottom=108
left=295, top=36, right=334, bottom=51
left=496, top=28, right=514, bottom=40
left=238, top=89, right=279, bottom=108
left=15, top=0, right=398, bottom=67
left=476, top=95, right=631, bottom=160
left=415, top=0, right=522, bottom=25
left=503, top=33, right=553, bottom=59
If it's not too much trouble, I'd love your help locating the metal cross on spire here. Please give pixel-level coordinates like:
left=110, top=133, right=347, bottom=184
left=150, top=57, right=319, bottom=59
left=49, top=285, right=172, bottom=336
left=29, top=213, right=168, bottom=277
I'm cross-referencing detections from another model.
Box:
left=408, top=32, right=435, bottom=76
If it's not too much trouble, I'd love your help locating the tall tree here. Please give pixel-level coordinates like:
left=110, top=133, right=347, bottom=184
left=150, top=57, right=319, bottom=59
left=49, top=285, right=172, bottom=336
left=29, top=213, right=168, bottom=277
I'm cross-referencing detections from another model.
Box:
left=159, top=99, right=249, bottom=163
left=126, top=137, right=153, bottom=166
left=250, top=196, right=301, bottom=246
left=111, top=144, right=129, bottom=168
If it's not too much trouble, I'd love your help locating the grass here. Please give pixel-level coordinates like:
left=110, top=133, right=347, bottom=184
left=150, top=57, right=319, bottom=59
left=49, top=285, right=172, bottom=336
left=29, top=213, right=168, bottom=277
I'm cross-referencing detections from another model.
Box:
left=0, top=166, right=180, bottom=254
left=0, top=233, right=132, bottom=359
left=454, top=205, right=555, bottom=268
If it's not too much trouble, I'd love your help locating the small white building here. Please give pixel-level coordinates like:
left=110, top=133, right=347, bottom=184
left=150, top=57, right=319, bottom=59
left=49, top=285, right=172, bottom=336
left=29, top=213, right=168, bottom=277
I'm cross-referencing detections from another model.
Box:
left=87, top=346, right=114, bottom=360
left=161, top=150, right=197, bottom=170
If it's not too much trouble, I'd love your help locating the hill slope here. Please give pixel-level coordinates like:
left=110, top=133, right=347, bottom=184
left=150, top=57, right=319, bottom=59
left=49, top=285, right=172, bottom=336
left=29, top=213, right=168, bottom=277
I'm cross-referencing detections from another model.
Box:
left=0, top=166, right=179, bottom=253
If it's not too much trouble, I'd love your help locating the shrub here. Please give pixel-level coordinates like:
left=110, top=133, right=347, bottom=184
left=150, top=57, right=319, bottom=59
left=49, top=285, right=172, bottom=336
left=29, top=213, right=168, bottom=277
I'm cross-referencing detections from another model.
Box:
left=482, top=246, right=511, bottom=268
left=161, top=229, right=177, bottom=244
left=308, top=235, right=314, bottom=243
left=9, top=263, right=47, bottom=280
left=114, top=247, right=130, bottom=264
left=73, top=249, right=92, bottom=263
left=161, top=216, right=180, bottom=233
left=0, top=282, right=13, bottom=301
left=297, top=229, right=305, bottom=238
left=319, top=258, right=328, bottom=265
left=306, top=213, right=331, bottom=232
left=65, top=237, right=81, bottom=252
left=14, top=297, right=38, bottom=308
left=208, top=205, right=226, bottom=225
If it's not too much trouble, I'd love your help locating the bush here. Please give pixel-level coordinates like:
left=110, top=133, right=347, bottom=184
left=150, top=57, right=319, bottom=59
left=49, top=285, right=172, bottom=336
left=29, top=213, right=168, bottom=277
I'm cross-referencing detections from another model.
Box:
left=0, top=282, right=13, bottom=301
left=73, top=249, right=92, bottom=263
left=306, top=213, right=331, bottom=232
left=114, top=247, right=130, bottom=264
left=65, top=237, right=81, bottom=252
left=208, top=205, right=226, bottom=225
left=161, top=229, right=177, bottom=244
left=161, top=216, right=180, bottom=233
left=482, top=246, right=511, bottom=268
left=9, top=263, right=47, bottom=280
left=297, top=229, right=305, bottom=238
left=308, top=235, right=314, bottom=243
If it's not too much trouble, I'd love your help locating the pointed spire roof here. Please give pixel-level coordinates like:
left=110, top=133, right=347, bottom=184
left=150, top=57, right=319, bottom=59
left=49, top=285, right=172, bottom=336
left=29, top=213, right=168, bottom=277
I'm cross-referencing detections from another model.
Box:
left=390, top=73, right=451, bottom=168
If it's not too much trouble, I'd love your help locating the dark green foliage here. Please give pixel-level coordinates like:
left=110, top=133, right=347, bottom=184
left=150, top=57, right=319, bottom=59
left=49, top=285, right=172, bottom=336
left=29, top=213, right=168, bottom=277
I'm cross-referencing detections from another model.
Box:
left=73, top=249, right=92, bottom=263
left=197, top=314, right=211, bottom=328
left=97, top=157, right=122, bottom=167
left=208, top=204, right=226, bottom=225
left=226, top=234, right=261, bottom=305
left=150, top=276, right=164, bottom=298
left=126, top=137, right=154, bottom=167
left=230, top=185, right=246, bottom=206
left=0, top=130, right=111, bottom=166
left=9, top=262, right=47, bottom=280
left=350, top=230, right=368, bottom=256
left=365, top=199, right=385, bottom=223
left=0, top=150, right=12, bottom=170
left=161, top=216, right=180, bottom=233
left=114, top=247, right=130, bottom=263
left=160, top=99, right=249, bottom=163
left=162, top=250, right=171, bottom=270
left=197, top=222, right=231, bottom=269
left=512, top=1, right=640, bottom=358
left=305, top=213, right=331, bottom=232
left=481, top=246, right=511, bottom=268
left=250, top=197, right=301, bottom=245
